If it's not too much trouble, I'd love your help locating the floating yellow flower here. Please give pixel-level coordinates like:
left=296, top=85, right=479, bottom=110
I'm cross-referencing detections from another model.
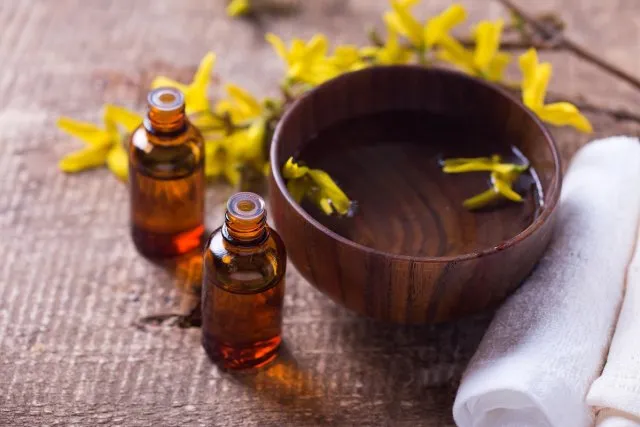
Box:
left=361, top=26, right=413, bottom=65
left=463, top=170, right=524, bottom=210
left=266, top=33, right=331, bottom=86
left=282, top=157, right=352, bottom=216
left=152, top=52, right=217, bottom=128
left=57, top=105, right=142, bottom=181
left=442, top=155, right=528, bottom=175
left=519, top=49, right=593, bottom=132
left=441, top=155, right=528, bottom=210
left=226, top=0, right=251, bottom=17
left=437, top=19, right=510, bottom=81
left=384, top=2, right=467, bottom=50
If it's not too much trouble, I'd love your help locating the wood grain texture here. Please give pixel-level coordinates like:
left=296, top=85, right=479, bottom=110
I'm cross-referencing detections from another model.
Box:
left=270, top=66, right=561, bottom=323
left=1, top=0, right=639, bottom=425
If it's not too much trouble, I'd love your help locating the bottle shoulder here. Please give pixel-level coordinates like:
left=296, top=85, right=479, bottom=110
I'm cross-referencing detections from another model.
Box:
left=204, top=227, right=286, bottom=294
left=129, top=122, right=204, bottom=179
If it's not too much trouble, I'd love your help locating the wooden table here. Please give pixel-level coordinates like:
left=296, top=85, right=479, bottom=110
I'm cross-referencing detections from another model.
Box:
left=1, top=0, right=638, bottom=425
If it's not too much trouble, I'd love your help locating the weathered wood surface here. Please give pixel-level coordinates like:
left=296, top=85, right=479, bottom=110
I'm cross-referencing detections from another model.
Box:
left=1, top=0, right=638, bottom=425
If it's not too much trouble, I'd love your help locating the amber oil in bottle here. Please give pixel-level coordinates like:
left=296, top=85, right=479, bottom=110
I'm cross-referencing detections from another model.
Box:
left=129, top=87, right=205, bottom=258
left=202, top=192, right=286, bottom=369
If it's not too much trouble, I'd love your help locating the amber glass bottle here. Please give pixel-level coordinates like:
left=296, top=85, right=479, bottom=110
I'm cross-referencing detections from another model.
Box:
left=202, top=192, right=287, bottom=369
left=129, top=87, right=205, bottom=258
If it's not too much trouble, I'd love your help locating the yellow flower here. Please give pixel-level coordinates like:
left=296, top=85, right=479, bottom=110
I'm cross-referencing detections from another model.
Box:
left=437, top=19, right=510, bottom=81
left=266, top=33, right=331, bottom=86
left=57, top=105, right=142, bottom=181
left=442, top=155, right=528, bottom=175
left=519, top=49, right=593, bottom=132
left=327, top=45, right=368, bottom=75
left=384, top=2, right=467, bottom=50
left=205, top=118, right=267, bottom=185
left=226, top=0, right=251, bottom=17
left=463, top=170, right=524, bottom=210
left=424, top=3, right=467, bottom=48
left=441, top=155, right=528, bottom=210
left=152, top=52, right=216, bottom=120
left=215, top=83, right=263, bottom=123
left=361, top=26, right=413, bottom=65
left=205, top=138, right=242, bottom=186
left=282, top=157, right=352, bottom=216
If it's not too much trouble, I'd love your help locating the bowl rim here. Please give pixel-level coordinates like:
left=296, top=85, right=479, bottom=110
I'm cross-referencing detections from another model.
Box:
left=270, top=65, right=562, bottom=263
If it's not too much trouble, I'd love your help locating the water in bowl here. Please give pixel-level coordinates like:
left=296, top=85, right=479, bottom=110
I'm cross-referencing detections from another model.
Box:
left=296, top=110, right=543, bottom=257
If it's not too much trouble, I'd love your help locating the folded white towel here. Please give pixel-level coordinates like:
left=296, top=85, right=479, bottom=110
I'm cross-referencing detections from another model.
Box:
left=453, top=136, right=640, bottom=427
left=587, top=216, right=640, bottom=426
left=595, top=409, right=640, bottom=427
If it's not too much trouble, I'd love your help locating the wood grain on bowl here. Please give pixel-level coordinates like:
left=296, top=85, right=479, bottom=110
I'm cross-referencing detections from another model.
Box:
left=269, top=66, right=561, bottom=324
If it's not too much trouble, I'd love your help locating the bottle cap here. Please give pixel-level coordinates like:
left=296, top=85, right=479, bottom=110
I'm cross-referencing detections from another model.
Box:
left=227, top=192, right=266, bottom=222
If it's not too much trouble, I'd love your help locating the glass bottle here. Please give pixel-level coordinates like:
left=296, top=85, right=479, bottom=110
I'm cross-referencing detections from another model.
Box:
left=129, top=87, right=205, bottom=258
left=202, top=192, right=287, bottom=369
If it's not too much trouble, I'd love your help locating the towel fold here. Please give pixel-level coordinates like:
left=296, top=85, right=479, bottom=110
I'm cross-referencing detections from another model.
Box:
left=453, top=136, right=640, bottom=427
left=587, top=215, right=640, bottom=426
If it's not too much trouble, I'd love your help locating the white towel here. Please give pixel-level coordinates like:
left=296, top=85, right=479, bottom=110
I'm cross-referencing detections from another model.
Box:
left=453, top=136, right=640, bottom=427
left=587, top=218, right=640, bottom=426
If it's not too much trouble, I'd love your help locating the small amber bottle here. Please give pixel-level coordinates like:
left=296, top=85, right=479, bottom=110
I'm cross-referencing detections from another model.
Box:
left=202, top=192, right=286, bottom=369
left=129, top=87, right=205, bottom=258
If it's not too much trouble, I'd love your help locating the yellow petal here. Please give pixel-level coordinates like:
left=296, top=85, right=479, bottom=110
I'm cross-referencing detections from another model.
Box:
left=437, top=36, right=475, bottom=75
left=192, top=52, right=216, bottom=94
left=57, top=117, right=112, bottom=147
left=225, top=83, right=262, bottom=118
left=307, top=169, right=351, bottom=215
left=286, top=178, right=310, bottom=203
left=282, top=157, right=309, bottom=179
left=106, top=143, right=129, bottom=181
left=534, top=102, right=593, bottom=133
left=232, top=120, right=265, bottom=161
left=425, top=3, right=468, bottom=48
left=226, top=0, right=250, bottom=17
left=59, top=146, right=109, bottom=173
left=518, top=48, right=538, bottom=93
left=204, top=139, right=226, bottom=178
left=305, top=34, right=329, bottom=61
left=191, top=110, right=224, bottom=132
left=384, top=12, right=409, bottom=42
left=318, top=197, right=334, bottom=215
left=104, top=104, right=142, bottom=133
left=442, top=156, right=494, bottom=166
left=485, top=51, right=510, bottom=82
left=266, top=33, right=288, bottom=62
left=492, top=172, right=523, bottom=202
left=473, top=20, right=504, bottom=71
left=151, top=76, right=189, bottom=94
left=524, top=62, right=552, bottom=109
left=463, top=188, right=500, bottom=210
left=388, top=0, right=424, bottom=47
left=224, top=162, right=241, bottom=186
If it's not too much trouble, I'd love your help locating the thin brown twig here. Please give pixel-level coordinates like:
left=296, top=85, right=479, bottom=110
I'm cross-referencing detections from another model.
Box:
left=498, top=0, right=640, bottom=91
left=458, top=37, right=562, bottom=51
left=550, top=96, right=640, bottom=123
left=498, top=81, right=640, bottom=124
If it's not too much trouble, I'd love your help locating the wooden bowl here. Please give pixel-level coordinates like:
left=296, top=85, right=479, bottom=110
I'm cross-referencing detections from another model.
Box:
left=268, top=66, right=561, bottom=324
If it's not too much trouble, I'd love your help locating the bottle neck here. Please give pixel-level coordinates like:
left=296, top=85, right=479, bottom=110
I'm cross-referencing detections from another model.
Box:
left=222, top=212, right=268, bottom=245
left=222, top=192, right=269, bottom=245
left=145, top=87, right=187, bottom=135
